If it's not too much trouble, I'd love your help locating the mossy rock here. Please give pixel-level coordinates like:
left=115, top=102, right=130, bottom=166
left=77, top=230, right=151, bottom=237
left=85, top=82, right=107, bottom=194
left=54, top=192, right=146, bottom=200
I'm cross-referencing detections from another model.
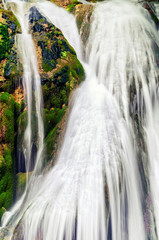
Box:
left=0, top=93, right=15, bottom=220
left=75, top=4, right=94, bottom=44
left=0, top=227, right=11, bottom=240
left=27, top=7, right=84, bottom=165
left=16, top=110, right=39, bottom=147
left=0, top=92, right=15, bottom=151
left=49, top=0, right=96, bottom=9
left=0, top=9, right=23, bottom=93
left=0, top=92, right=21, bottom=221
left=43, top=107, right=67, bottom=164
left=66, top=0, right=81, bottom=13
left=16, top=172, right=32, bottom=198
left=29, top=7, right=84, bottom=110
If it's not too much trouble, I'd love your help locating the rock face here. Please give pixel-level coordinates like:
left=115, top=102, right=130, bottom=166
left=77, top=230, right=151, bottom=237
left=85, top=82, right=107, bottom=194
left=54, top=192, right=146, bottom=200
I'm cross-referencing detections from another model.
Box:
left=50, top=0, right=96, bottom=9
left=50, top=0, right=73, bottom=8
left=0, top=10, right=23, bottom=94
left=29, top=7, right=84, bottom=110
left=27, top=6, right=84, bottom=165
left=0, top=9, right=22, bottom=220
left=75, top=4, right=93, bottom=44
left=0, top=0, right=4, bottom=9
left=142, top=2, right=159, bottom=28
left=0, top=93, right=16, bottom=219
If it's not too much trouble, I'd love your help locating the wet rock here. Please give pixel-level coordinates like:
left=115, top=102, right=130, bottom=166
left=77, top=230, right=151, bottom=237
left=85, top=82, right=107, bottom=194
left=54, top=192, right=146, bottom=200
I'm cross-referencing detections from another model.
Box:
left=16, top=172, right=32, bottom=199
left=75, top=3, right=94, bottom=44
left=49, top=0, right=96, bottom=9
left=29, top=6, right=48, bottom=23
left=142, top=2, right=159, bottom=27
left=0, top=0, right=4, bottom=9
left=0, top=227, right=12, bottom=240
left=29, top=7, right=85, bottom=166
left=32, top=22, right=46, bottom=32
left=50, top=0, right=77, bottom=9
left=0, top=9, right=23, bottom=94
left=29, top=7, right=84, bottom=110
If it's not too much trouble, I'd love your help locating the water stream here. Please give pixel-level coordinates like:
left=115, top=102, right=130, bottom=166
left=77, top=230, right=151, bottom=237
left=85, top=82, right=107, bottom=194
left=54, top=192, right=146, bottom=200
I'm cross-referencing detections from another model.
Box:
left=1, top=0, right=159, bottom=239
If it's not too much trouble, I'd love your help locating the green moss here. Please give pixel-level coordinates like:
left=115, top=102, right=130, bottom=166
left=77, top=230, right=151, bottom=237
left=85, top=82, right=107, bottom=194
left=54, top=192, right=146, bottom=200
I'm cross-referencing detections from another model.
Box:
left=0, top=207, right=6, bottom=220
left=61, top=51, right=67, bottom=59
left=66, top=0, right=81, bottom=12
left=0, top=155, right=5, bottom=179
left=39, top=18, right=45, bottom=24
left=44, top=127, right=58, bottom=164
left=0, top=149, right=14, bottom=220
left=57, top=40, right=62, bottom=45
left=14, top=101, right=22, bottom=119
left=44, top=107, right=66, bottom=164
left=17, top=111, right=39, bottom=146
left=44, top=107, right=66, bottom=137
left=0, top=93, right=15, bottom=151
left=42, top=60, right=55, bottom=72
left=16, top=172, right=32, bottom=198
left=60, top=89, right=67, bottom=103
left=71, top=58, right=85, bottom=81
left=0, top=93, right=17, bottom=221
left=0, top=92, right=10, bottom=104
left=0, top=23, right=10, bottom=60
left=0, top=10, right=22, bottom=93
left=4, top=109, right=14, bottom=148
left=53, top=65, right=69, bottom=87
left=0, top=9, right=21, bottom=29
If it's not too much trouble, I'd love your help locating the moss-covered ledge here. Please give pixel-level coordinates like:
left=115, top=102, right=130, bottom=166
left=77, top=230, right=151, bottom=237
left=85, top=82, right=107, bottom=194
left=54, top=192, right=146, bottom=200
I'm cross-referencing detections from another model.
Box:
left=0, top=93, right=16, bottom=219
left=0, top=9, right=22, bottom=94
left=0, top=8, right=22, bottom=222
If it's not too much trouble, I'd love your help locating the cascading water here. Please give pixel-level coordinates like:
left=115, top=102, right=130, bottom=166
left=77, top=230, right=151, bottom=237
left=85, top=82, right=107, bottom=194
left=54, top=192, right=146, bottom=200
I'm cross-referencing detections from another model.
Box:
left=0, top=0, right=44, bottom=229
left=10, top=1, right=44, bottom=176
left=1, top=0, right=159, bottom=239
left=87, top=1, right=159, bottom=238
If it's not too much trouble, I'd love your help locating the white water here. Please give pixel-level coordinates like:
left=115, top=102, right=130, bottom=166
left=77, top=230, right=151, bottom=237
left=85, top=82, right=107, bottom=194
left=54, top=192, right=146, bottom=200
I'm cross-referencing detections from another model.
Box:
left=1, top=0, right=44, bottom=227
left=11, top=1, right=44, bottom=175
left=1, top=0, right=159, bottom=239
left=88, top=0, right=159, bottom=238
left=154, top=3, right=159, bottom=20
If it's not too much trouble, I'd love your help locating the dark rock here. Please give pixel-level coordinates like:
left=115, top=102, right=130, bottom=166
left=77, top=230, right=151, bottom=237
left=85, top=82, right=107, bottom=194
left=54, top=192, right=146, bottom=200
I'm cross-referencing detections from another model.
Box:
left=2, top=13, right=8, bottom=19
left=142, top=2, right=159, bottom=27
left=32, top=22, right=46, bottom=33
left=53, top=65, right=69, bottom=87
left=4, top=62, right=11, bottom=78
left=51, top=42, right=61, bottom=59
left=29, top=6, right=48, bottom=24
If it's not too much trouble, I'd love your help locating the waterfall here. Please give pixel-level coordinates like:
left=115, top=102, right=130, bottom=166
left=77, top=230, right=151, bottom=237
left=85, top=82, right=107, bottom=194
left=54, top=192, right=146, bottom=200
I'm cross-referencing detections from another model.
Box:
left=87, top=1, right=159, bottom=238
left=10, top=1, right=44, bottom=175
left=1, top=0, right=159, bottom=239
left=1, top=0, right=44, bottom=229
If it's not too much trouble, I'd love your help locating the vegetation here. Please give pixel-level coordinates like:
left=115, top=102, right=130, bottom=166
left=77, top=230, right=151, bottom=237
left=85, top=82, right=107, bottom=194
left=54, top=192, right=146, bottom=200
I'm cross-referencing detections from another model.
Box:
left=0, top=93, right=16, bottom=220
left=0, top=10, right=22, bottom=221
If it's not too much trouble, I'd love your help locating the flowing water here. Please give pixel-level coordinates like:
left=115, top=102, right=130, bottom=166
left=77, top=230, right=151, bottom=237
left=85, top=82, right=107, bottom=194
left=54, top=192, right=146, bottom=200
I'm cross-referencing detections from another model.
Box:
left=6, top=0, right=45, bottom=176
left=1, top=0, right=159, bottom=239
left=87, top=1, right=159, bottom=238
